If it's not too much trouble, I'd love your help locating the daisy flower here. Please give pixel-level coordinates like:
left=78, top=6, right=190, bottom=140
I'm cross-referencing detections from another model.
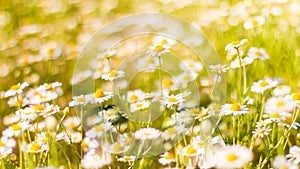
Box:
left=252, top=126, right=271, bottom=138
left=91, top=88, right=113, bottom=104
left=286, top=146, right=300, bottom=165
left=2, top=114, right=20, bottom=126
left=98, top=50, right=116, bottom=59
left=171, top=111, right=193, bottom=125
left=220, top=103, right=249, bottom=116
left=265, top=96, right=294, bottom=113
left=136, top=55, right=159, bottom=72
left=0, top=136, right=16, bottom=157
left=118, top=155, right=136, bottom=163
left=101, top=69, right=125, bottom=81
left=214, top=145, right=253, bottom=168
left=4, top=82, right=29, bottom=98
left=134, top=127, right=160, bottom=140
left=193, top=108, right=214, bottom=121
left=94, top=59, right=111, bottom=79
left=263, top=111, right=290, bottom=122
left=107, top=141, right=130, bottom=154
left=285, top=93, right=300, bottom=107
left=81, top=137, right=99, bottom=152
left=81, top=151, right=112, bottom=169
left=7, top=96, right=25, bottom=107
left=24, top=141, right=48, bottom=153
left=63, top=116, right=81, bottom=131
left=69, top=95, right=92, bottom=107
left=152, top=36, right=176, bottom=47
left=159, top=77, right=178, bottom=91
left=180, top=59, right=203, bottom=73
left=158, top=151, right=176, bottom=165
left=127, top=89, right=146, bottom=103
left=247, top=47, right=269, bottom=60
left=161, top=125, right=185, bottom=140
left=40, top=41, right=62, bottom=60
left=85, top=122, right=113, bottom=138
left=250, top=79, right=278, bottom=94
left=209, top=64, right=230, bottom=74
left=161, top=93, right=188, bottom=109
left=16, top=107, right=37, bottom=121
left=273, top=85, right=291, bottom=96
left=99, top=108, right=119, bottom=122
left=130, top=100, right=151, bottom=112
left=2, top=121, right=30, bottom=137
left=230, top=57, right=254, bottom=69
left=31, top=103, right=60, bottom=117
left=67, top=132, right=82, bottom=144
left=147, top=43, right=171, bottom=57
left=70, top=70, right=92, bottom=85
left=180, top=144, right=203, bottom=157
left=175, top=72, right=198, bottom=88
left=243, top=16, right=265, bottom=30
left=273, top=155, right=299, bottom=169
left=225, top=39, right=248, bottom=51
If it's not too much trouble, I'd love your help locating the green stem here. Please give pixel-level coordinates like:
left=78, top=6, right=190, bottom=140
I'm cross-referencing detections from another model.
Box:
left=158, top=55, right=163, bottom=96
left=235, top=48, right=243, bottom=101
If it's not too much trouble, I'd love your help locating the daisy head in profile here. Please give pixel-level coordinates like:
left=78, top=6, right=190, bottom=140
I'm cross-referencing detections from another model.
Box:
left=101, top=69, right=125, bottom=81
left=134, top=127, right=161, bottom=141
left=220, top=102, right=249, bottom=116
left=215, top=145, right=253, bottom=168
left=225, top=39, right=248, bottom=51
left=209, top=64, right=230, bottom=74
left=5, top=82, right=29, bottom=98
left=250, top=78, right=278, bottom=94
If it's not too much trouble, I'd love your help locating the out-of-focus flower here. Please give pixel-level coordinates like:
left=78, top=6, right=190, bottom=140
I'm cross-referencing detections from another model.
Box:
left=134, top=128, right=161, bottom=140
left=230, top=57, right=254, bottom=69
left=158, top=151, right=176, bottom=165
left=250, top=79, right=278, bottom=94
left=130, top=100, right=151, bottom=112
left=286, top=146, right=300, bottom=165
left=247, top=47, right=269, bottom=60
left=24, top=141, right=48, bottom=153
left=273, top=155, right=299, bottom=169
left=225, top=39, right=248, bottom=51
left=214, top=145, right=253, bottom=168
left=118, top=155, right=136, bottom=163
left=273, top=85, right=291, bottom=96
left=71, top=70, right=92, bottom=85
left=243, top=16, right=265, bottom=30
left=209, top=64, right=230, bottom=74
left=81, top=151, right=112, bottom=169
left=220, top=103, right=249, bottom=116
left=69, top=95, right=92, bottom=107
left=180, top=59, right=203, bottom=73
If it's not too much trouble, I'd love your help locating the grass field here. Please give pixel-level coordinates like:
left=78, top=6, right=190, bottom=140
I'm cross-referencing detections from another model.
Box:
left=0, top=0, right=299, bottom=168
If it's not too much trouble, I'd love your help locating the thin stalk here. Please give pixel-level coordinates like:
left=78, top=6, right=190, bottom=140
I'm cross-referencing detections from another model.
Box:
left=235, top=48, right=243, bottom=100
left=211, top=73, right=220, bottom=95
left=158, top=55, right=163, bottom=96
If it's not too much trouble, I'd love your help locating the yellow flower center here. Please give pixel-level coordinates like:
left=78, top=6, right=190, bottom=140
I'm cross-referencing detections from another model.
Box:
left=69, top=121, right=76, bottom=128
left=167, top=128, right=178, bottom=135
left=136, top=103, right=144, bottom=108
left=183, top=75, right=191, bottom=81
left=252, top=19, right=259, bottom=26
left=34, top=104, right=45, bottom=111
left=259, top=81, right=269, bottom=87
left=161, top=39, right=168, bottom=45
left=254, top=51, right=263, bottom=57
left=95, top=89, right=105, bottom=98
left=198, top=142, right=204, bottom=147
left=227, top=153, right=238, bottom=162
left=124, top=157, right=133, bottom=161
left=291, top=93, right=300, bottom=101
left=283, top=116, right=292, bottom=125
left=276, top=101, right=286, bottom=107
left=81, top=140, right=88, bottom=149
left=76, top=97, right=86, bottom=103
left=279, top=165, right=289, bottom=169
left=231, top=41, right=240, bottom=46
left=30, top=142, right=41, bottom=151
left=188, top=63, right=195, bottom=68
left=146, top=58, right=154, bottom=64
left=12, top=124, right=22, bottom=131
left=168, top=97, right=177, bottom=103
left=185, top=146, right=197, bottom=155
left=14, top=98, right=23, bottom=106
left=163, top=77, right=173, bottom=88
left=154, top=45, right=164, bottom=52
left=10, top=84, right=20, bottom=90
left=47, top=48, right=55, bottom=56
left=113, top=143, right=124, bottom=152
left=143, top=132, right=151, bottom=136
left=270, top=112, right=280, bottom=118
left=0, top=140, right=5, bottom=147
left=165, top=152, right=174, bottom=159
left=109, top=70, right=117, bottom=77
left=94, top=125, right=104, bottom=132
left=230, top=103, right=241, bottom=111
left=129, top=95, right=138, bottom=102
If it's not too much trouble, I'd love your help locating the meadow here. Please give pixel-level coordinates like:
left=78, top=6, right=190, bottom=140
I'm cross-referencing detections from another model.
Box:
left=0, top=0, right=299, bottom=168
